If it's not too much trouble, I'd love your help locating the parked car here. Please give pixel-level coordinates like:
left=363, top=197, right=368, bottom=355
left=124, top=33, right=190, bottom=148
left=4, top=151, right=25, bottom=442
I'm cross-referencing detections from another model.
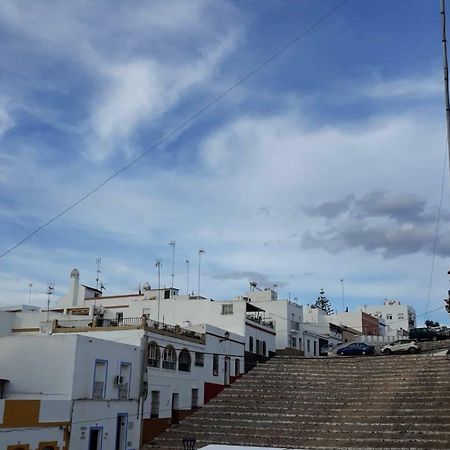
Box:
left=336, top=342, right=375, bottom=356
left=409, top=327, right=445, bottom=341
left=381, top=339, right=421, bottom=355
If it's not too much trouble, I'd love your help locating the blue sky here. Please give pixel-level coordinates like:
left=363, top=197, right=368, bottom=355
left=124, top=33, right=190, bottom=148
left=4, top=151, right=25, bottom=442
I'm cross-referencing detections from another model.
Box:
left=0, top=0, right=449, bottom=326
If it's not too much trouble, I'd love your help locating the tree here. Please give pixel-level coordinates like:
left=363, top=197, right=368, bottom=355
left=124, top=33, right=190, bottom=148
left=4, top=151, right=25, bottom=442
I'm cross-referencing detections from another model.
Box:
left=315, top=289, right=334, bottom=314
left=425, top=320, right=440, bottom=328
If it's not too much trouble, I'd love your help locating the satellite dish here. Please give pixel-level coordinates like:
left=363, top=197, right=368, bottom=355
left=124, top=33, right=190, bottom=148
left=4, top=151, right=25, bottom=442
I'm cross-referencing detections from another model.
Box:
left=143, top=282, right=151, bottom=291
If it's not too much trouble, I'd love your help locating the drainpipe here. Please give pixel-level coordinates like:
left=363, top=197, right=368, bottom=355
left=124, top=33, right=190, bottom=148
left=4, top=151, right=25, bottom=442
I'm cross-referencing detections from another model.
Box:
left=139, top=330, right=149, bottom=448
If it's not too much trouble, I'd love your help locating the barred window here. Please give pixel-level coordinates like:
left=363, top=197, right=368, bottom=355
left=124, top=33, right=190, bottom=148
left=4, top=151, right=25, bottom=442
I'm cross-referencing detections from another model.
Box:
left=221, top=304, right=233, bottom=315
left=178, top=349, right=191, bottom=372
left=151, top=390, right=160, bottom=418
left=148, top=342, right=160, bottom=368
left=162, top=345, right=176, bottom=370
left=195, top=352, right=204, bottom=367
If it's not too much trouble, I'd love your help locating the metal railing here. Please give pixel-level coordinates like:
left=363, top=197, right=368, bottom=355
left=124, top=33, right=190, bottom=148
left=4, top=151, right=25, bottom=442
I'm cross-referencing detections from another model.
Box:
left=246, top=314, right=275, bottom=329
left=54, top=316, right=205, bottom=343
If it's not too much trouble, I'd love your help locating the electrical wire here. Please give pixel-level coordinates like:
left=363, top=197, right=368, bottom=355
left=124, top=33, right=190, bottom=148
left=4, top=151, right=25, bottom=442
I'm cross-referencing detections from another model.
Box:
left=424, top=144, right=448, bottom=319
left=0, top=0, right=348, bottom=260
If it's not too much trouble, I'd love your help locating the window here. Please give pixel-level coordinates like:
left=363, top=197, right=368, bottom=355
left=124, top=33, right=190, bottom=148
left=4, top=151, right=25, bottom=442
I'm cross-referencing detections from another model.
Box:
left=386, top=314, right=393, bottom=320
left=178, top=349, right=191, bottom=372
left=235, top=358, right=240, bottom=376
left=256, top=339, right=260, bottom=354
left=249, top=336, right=253, bottom=352
left=115, top=312, right=123, bottom=324
left=162, top=346, right=176, bottom=370
left=213, top=354, right=219, bottom=376
left=262, top=341, right=266, bottom=356
left=299, top=338, right=302, bottom=349
left=221, top=304, right=233, bottom=315
left=164, top=289, right=171, bottom=299
left=151, top=391, right=160, bottom=418
left=195, top=352, right=204, bottom=367
left=148, top=342, right=160, bottom=368
left=398, top=313, right=404, bottom=320
left=191, top=388, right=199, bottom=409
left=118, top=362, right=131, bottom=400
left=290, top=336, right=296, bottom=348
left=307, top=340, right=310, bottom=353
left=93, top=360, right=107, bottom=399
left=313, top=341, right=317, bottom=357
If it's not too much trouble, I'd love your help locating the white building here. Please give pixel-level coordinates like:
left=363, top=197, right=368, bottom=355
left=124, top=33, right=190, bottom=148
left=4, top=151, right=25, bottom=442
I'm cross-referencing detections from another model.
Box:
left=361, top=300, right=416, bottom=337
left=236, top=288, right=304, bottom=354
left=0, top=333, right=142, bottom=450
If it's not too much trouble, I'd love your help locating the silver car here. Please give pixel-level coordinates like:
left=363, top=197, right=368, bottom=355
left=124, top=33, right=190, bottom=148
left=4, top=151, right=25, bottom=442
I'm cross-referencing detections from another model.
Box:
left=381, top=339, right=421, bottom=355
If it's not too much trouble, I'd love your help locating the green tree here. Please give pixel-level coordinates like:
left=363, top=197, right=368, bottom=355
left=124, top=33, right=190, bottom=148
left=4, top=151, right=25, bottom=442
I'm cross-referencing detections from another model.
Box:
left=425, top=320, right=439, bottom=328
left=315, top=289, right=334, bottom=314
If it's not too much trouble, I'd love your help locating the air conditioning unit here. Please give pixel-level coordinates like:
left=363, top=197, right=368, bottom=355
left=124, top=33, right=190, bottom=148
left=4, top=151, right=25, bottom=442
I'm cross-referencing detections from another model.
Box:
left=114, top=375, right=124, bottom=386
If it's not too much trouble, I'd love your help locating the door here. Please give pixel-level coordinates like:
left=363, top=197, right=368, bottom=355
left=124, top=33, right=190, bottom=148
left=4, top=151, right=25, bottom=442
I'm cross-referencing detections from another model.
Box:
left=89, top=427, right=102, bottom=450
left=115, top=413, right=128, bottom=450
left=224, top=356, right=230, bottom=386
left=171, top=393, right=180, bottom=424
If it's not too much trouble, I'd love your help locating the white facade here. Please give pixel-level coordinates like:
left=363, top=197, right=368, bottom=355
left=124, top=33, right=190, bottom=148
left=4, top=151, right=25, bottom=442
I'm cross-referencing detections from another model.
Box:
left=240, top=289, right=304, bottom=353
left=0, top=334, right=142, bottom=450
left=361, top=300, right=416, bottom=336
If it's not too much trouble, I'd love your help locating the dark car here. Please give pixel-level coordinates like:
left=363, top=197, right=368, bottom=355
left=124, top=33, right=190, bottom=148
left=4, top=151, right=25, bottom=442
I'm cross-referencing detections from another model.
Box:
left=336, top=342, right=375, bottom=356
left=409, top=327, right=444, bottom=341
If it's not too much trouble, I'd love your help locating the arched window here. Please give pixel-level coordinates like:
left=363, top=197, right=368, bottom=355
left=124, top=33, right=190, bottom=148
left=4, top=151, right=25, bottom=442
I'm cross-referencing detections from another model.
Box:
left=162, top=345, right=176, bottom=370
left=148, top=342, right=160, bottom=368
left=178, top=348, right=191, bottom=372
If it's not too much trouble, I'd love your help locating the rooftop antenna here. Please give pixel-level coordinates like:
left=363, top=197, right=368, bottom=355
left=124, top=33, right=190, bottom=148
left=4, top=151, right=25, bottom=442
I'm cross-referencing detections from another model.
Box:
left=156, top=260, right=162, bottom=322
left=250, top=281, right=257, bottom=291
left=96, top=257, right=102, bottom=290
left=169, top=241, right=176, bottom=290
left=340, top=278, right=345, bottom=313
left=46, top=283, right=54, bottom=322
left=186, top=258, right=190, bottom=296
left=28, top=282, right=32, bottom=305
left=198, top=249, right=205, bottom=298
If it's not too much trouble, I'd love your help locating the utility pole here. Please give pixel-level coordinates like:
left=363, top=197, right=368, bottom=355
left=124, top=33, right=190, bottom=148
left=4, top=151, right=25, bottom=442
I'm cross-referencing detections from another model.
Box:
left=186, top=259, right=190, bottom=296
left=340, top=279, right=345, bottom=312
left=46, top=283, right=54, bottom=322
left=441, top=0, right=450, bottom=176
left=156, top=260, right=161, bottom=322
left=169, top=241, right=176, bottom=290
left=198, top=249, right=205, bottom=298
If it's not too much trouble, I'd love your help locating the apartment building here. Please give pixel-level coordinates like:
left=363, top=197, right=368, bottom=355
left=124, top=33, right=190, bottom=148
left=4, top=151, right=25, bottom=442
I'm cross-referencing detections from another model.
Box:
left=0, top=334, right=141, bottom=450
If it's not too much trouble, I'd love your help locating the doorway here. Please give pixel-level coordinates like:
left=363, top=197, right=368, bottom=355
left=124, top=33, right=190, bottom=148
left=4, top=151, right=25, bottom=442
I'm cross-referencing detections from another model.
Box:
left=171, top=393, right=180, bottom=424
left=224, top=356, right=230, bottom=385
left=115, top=413, right=128, bottom=450
left=89, top=427, right=102, bottom=450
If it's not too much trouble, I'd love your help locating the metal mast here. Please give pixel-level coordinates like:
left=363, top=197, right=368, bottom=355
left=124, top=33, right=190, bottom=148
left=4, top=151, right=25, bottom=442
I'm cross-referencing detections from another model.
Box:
left=186, top=258, right=190, bottom=296
left=96, top=258, right=102, bottom=290
left=156, top=260, right=161, bottom=322
left=169, top=241, right=176, bottom=289
left=198, top=249, right=205, bottom=298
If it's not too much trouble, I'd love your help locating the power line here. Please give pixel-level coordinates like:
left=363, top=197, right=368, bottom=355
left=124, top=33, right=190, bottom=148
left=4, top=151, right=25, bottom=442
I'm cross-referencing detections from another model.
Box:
left=0, top=0, right=348, bottom=260
left=425, top=145, right=447, bottom=319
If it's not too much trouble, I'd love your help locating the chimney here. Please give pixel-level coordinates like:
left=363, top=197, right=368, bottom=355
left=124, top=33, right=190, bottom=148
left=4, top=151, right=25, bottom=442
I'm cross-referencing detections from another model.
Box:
left=69, top=268, right=80, bottom=306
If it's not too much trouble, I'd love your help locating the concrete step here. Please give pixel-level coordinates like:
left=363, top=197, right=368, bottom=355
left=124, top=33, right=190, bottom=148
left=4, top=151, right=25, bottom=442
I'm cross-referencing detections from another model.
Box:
left=152, top=429, right=450, bottom=449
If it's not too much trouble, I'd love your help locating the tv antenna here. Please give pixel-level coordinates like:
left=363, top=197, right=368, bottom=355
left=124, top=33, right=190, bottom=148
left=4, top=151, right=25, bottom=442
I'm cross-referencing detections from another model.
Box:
left=169, top=241, right=176, bottom=289
left=96, top=258, right=102, bottom=290
left=46, top=283, right=54, bottom=322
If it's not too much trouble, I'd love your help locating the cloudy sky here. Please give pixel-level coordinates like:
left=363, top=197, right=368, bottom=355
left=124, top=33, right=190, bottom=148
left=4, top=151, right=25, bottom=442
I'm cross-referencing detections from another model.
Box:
left=0, top=0, right=449, bottom=325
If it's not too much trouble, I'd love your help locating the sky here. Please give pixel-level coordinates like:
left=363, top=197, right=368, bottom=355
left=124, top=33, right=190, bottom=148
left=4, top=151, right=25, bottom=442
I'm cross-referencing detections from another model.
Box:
left=0, top=0, right=449, bottom=326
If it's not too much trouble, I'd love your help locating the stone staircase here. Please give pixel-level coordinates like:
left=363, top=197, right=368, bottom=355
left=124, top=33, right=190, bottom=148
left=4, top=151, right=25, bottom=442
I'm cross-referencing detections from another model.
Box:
left=147, top=354, right=450, bottom=449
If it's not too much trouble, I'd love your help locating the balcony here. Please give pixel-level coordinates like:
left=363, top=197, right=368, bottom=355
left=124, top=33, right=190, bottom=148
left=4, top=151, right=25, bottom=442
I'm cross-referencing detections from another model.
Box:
left=290, top=320, right=300, bottom=332
left=51, top=316, right=205, bottom=344
left=246, top=313, right=275, bottom=330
